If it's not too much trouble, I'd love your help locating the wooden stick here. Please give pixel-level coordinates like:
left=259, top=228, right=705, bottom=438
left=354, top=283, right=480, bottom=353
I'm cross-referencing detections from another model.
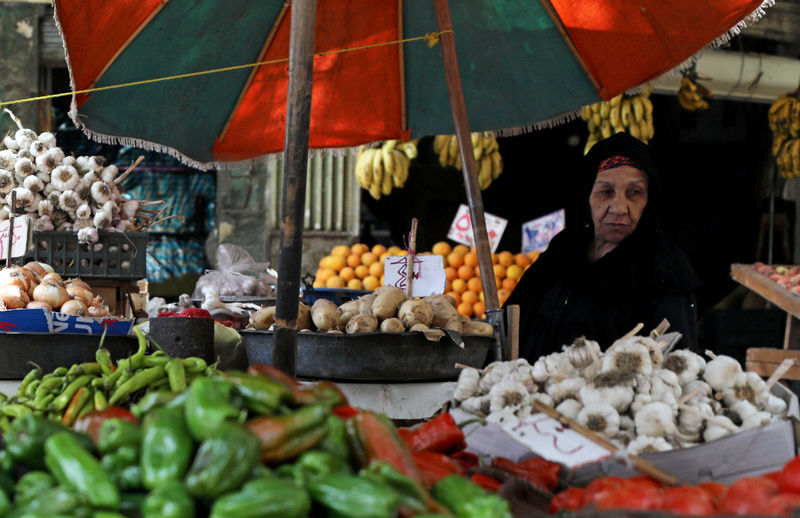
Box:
left=115, top=155, right=145, bottom=184
left=678, top=385, right=704, bottom=405
left=677, top=403, right=740, bottom=432
left=765, top=358, right=796, bottom=391
left=650, top=318, right=671, bottom=338
left=705, top=349, right=718, bottom=360
left=531, top=400, right=688, bottom=487
left=621, top=322, right=644, bottom=340
left=454, top=362, right=485, bottom=373
left=6, top=190, right=15, bottom=267
left=406, top=218, right=418, bottom=297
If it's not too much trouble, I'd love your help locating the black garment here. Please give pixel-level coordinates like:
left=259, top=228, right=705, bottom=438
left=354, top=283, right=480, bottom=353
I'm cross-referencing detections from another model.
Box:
left=504, top=133, right=701, bottom=361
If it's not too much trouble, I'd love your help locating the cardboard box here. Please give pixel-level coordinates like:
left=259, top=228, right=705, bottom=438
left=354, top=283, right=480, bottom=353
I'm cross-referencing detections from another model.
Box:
left=457, top=383, right=800, bottom=486
left=0, top=308, right=133, bottom=335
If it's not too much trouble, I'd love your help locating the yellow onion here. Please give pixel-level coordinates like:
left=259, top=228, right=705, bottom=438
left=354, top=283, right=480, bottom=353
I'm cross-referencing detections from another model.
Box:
left=23, top=261, right=46, bottom=278
left=0, top=267, right=29, bottom=292
left=18, top=268, right=40, bottom=297
left=60, top=299, right=88, bottom=316
left=0, top=285, right=29, bottom=309
left=39, top=262, right=54, bottom=274
left=42, top=272, right=62, bottom=283
left=66, top=278, right=92, bottom=292
left=66, top=284, right=93, bottom=306
left=88, top=305, right=111, bottom=317
left=33, top=280, right=70, bottom=310
left=26, top=301, right=53, bottom=311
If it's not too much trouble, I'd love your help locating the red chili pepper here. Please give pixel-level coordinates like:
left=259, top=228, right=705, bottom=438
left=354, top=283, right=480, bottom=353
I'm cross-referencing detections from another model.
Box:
left=177, top=307, right=212, bottom=318
left=73, top=406, right=138, bottom=445
left=397, top=427, right=415, bottom=448
left=470, top=473, right=503, bottom=492
left=157, top=311, right=179, bottom=317
left=350, top=410, right=425, bottom=485
left=248, top=363, right=301, bottom=388
left=492, top=456, right=560, bottom=492
left=406, top=413, right=465, bottom=454
left=411, top=450, right=464, bottom=489
left=449, top=450, right=480, bottom=471
left=331, top=405, right=359, bottom=420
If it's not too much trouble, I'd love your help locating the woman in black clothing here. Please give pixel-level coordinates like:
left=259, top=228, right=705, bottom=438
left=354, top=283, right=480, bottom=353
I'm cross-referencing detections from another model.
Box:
left=504, top=132, right=700, bottom=363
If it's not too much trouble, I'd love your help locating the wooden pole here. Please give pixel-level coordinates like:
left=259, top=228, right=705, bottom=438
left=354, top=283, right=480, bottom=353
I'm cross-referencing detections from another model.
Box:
left=434, top=0, right=504, bottom=360
left=6, top=191, right=15, bottom=267
left=406, top=218, right=418, bottom=297
left=274, top=0, right=317, bottom=376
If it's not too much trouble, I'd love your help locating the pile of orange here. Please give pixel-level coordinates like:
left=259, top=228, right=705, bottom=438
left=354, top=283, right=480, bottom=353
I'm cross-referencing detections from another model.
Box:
left=313, top=240, right=540, bottom=318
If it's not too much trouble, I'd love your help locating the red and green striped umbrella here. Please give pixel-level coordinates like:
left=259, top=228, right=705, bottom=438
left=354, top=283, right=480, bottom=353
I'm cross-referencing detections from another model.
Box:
left=53, top=0, right=769, bottom=170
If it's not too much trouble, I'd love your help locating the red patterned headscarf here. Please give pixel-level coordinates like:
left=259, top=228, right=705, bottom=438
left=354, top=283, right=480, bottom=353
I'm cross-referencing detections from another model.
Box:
left=597, top=154, right=638, bottom=173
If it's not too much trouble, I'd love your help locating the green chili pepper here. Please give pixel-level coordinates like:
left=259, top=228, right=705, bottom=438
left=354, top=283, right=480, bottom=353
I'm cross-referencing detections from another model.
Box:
left=50, top=375, right=94, bottom=413
left=140, top=405, right=194, bottom=490
left=98, top=418, right=142, bottom=454
left=317, top=415, right=351, bottom=461
left=34, top=375, right=64, bottom=401
left=223, top=371, right=290, bottom=414
left=96, top=348, right=114, bottom=376
left=142, top=480, right=194, bottom=518
left=433, top=475, right=513, bottom=518
left=14, top=471, right=57, bottom=506
left=94, top=390, right=108, bottom=412
left=53, top=367, right=68, bottom=377
left=93, top=512, right=128, bottom=518
left=6, top=414, right=93, bottom=469
left=184, top=377, right=242, bottom=441
left=60, top=386, right=92, bottom=427
left=164, top=359, right=187, bottom=393
left=68, top=362, right=103, bottom=377
left=1, top=403, right=32, bottom=418
left=0, top=487, right=10, bottom=517
left=18, top=368, right=43, bottom=396
left=308, top=474, right=401, bottom=518
left=184, top=422, right=261, bottom=499
left=209, top=475, right=311, bottom=518
left=108, top=365, right=165, bottom=407
left=0, top=392, right=7, bottom=404
left=45, top=431, right=120, bottom=509
left=361, top=461, right=428, bottom=514
left=245, top=404, right=329, bottom=464
left=182, top=357, right=207, bottom=373
left=129, top=390, right=186, bottom=420
left=24, top=379, right=41, bottom=399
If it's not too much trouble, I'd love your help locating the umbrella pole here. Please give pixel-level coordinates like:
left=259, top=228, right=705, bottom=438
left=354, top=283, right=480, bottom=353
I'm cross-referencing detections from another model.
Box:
left=434, top=0, right=505, bottom=362
left=274, top=0, right=317, bottom=376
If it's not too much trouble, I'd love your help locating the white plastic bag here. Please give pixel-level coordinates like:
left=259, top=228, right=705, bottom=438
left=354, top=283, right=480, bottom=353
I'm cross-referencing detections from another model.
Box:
left=193, top=244, right=276, bottom=298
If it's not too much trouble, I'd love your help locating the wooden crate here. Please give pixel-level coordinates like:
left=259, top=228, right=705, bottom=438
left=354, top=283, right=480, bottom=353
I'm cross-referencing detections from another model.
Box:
left=747, top=348, right=800, bottom=380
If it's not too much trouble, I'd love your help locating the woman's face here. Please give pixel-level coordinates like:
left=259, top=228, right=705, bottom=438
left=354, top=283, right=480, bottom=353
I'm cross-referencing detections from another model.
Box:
left=589, top=165, right=648, bottom=253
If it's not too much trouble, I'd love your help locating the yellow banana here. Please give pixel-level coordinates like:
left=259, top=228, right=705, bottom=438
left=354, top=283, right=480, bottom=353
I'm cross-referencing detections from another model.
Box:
left=609, top=103, right=622, bottom=129
left=677, top=88, right=697, bottom=111
left=369, top=183, right=382, bottom=200
left=610, top=94, right=623, bottom=107
left=600, top=101, right=611, bottom=119
left=590, top=102, right=602, bottom=116
left=638, top=119, right=650, bottom=142
left=642, top=97, right=653, bottom=119
left=591, top=112, right=602, bottom=129
left=478, top=155, right=493, bottom=190
left=371, top=145, right=384, bottom=187
left=433, top=135, right=449, bottom=155
left=483, top=133, right=499, bottom=154
left=793, top=139, right=800, bottom=176
left=773, top=135, right=786, bottom=157
left=580, top=105, right=593, bottom=121
left=437, top=136, right=450, bottom=167
left=632, top=96, right=645, bottom=123
left=355, top=149, right=374, bottom=189
left=447, top=135, right=459, bottom=167
left=381, top=146, right=396, bottom=179
left=681, top=76, right=698, bottom=93
left=600, top=119, right=612, bottom=139
left=471, top=132, right=484, bottom=161
left=620, top=99, right=633, bottom=127
left=769, top=94, right=792, bottom=134
left=490, top=151, right=503, bottom=180
left=392, top=151, right=410, bottom=187
left=584, top=136, right=599, bottom=155
left=381, top=162, right=393, bottom=196
left=628, top=119, right=641, bottom=139
left=399, top=140, right=418, bottom=160
left=454, top=149, right=463, bottom=171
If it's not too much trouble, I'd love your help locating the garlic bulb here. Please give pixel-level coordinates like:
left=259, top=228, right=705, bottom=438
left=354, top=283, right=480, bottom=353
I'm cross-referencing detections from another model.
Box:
left=77, top=226, right=99, bottom=245
left=765, top=394, right=788, bottom=416
left=602, top=341, right=653, bottom=377
left=102, top=200, right=119, bottom=217
left=703, top=416, right=738, bottom=442
left=36, top=148, right=62, bottom=174
left=678, top=401, right=714, bottom=435
left=741, top=411, right=772, bottom=430
left=634, top=401, right=678, bottom=437
left=564, top=336, right=602, bottom=368
left=579, top=382, right=634, bottom=413
left=32, top=215, right=54, bottom=231
left=730, top=399, right=759, bottom=421
left=32, top=280, right=70, bottom=310
left=61, top=155, right=76, bottom=167
left=627, top=436, right=673, bottom=455
left=90, top=181, right=111, bottom=204
left=663, top=350, right=706, bottom=385
left=51, top=165, right=80, bottom=191
left=0, top=170, right=13, bottom=196
left=460, top=395, right=490, bottom=417
left=37, top=132, right=56, bottom=148
left=487, top=407, right=519, bottom=428
left=29, top=140, right=47, bottom=157
left=60, top=299, right=88, bottom=316
left=100, top=165, right=118, bottom=183
left=116, top=220, right=131, bottom=232
left=58, top=190, right=82, bottom=213
left=528, top=392, right=555, bottom=408
left=649, top=369, right=682, bottom=400
left=681, top=380, right=713, bottom=404
left=619, top=414, right=635, bottom=432
left=488, top=379, right=528, bottom=413
left=14, top=157, right=34, bottom=178
left=121, top=199, right=139, bottom=219
left=8, top=188, right=34, bottom=210
left=453, top=368, right=480, bottom=401
left=75, top=203, right=92, bottom=220
left=478, top=362, right=513, bottom=392
left=0, top=150, right=16, bottom=170
left=93, top=209, right=112, bottom=229
left=722, top=372, right=768, bottom=407
left=36, top=200, right=54, bottom=217
left=703, top=355, right=742, bottom=392
left=577, top=403, right=620, bottom=438
left=545, top=376, right=586, bottom=404
left=14, top=130, right=35, bottom=151
left=2, top=136, right=19, bottom=151
left=532, top=352, right=577, bottom=383
left=555, top=398, right=582, bottom=420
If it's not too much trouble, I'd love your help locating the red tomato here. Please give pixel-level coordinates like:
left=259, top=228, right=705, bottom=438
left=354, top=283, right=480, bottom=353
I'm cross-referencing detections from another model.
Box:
left=764, top=470, right=783, bottom=485
left=718, top=477, right=779, bottom=515
left=627, top=475, right=663, bottom=492
left=582, top=476, right=630, bottom=506
left=594, top=486, right=662, bottom=511
left=660, top=487, right=715, bottom=516
left=697, top=481, right=727, bottom=504
left=73, top=406, right=138, bottom=445
left=779, top=456, right=800, bottom=494
left=549, top=487, right=585, bottom=513
left=763, top=493, right=800, bottom=515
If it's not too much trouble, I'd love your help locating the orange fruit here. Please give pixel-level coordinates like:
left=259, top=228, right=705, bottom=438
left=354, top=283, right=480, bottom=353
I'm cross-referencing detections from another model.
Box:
left=498, top=251, right=514, bottom=267
left=506, top=264, right=523, bottom=281
left=339, top=267, right=356, bottom=282
left=361, top=253, right=378, bottom=266
left=515, top=253, right=532, bottom=268
left=316, top=268, right=335, bottom=283
left=447, top=252, right=464, bottom=268
left=502, top=277, right=517, bottom=291
left=473, top=301, right=486, bottom=318
left=451, top=278, right=467, bottom=294
left=346, top=254, right=362, bottom=268
left=380, top=275, right=384, bottom=285
left=464, top=252, right=478, bottom=268
left=432, top=241, right=452, bottom=256
left=457, top=301, right=474, bottom=317
left=368, top=261, right=384, bottom=278
left=445, top=280, right=452, bottom=292
left=462, top=290, right=479, bottom=305
left=331, top=245, right=350, bottom=257
left=458, top=265, right=475, bottom=281
left=491, top=253, right=498, bottom=265
left=495, top=276, right=504, bottom=289
left=446, top=291, right=462, bottom=305
left=493, top=264, right=506, bottom=279
left=328, top=255, right=346, bottom=271
left=351, top=243, right=369, bottom=255
left=528, top=250, right=541, bottom=263
left=445, top=267, right=458, bottom=282
left=347, top=278, right=364, bottom=290
left=467, top=277, right=482, bottom=293
left=396, top=250, right=408, bottom=256
left=326, top=275, right=345, bottom=289
left=379, top=252, right=391, bottom=264
left=387, top=245, right=403, bottom=255
left=498, top=288, right=511, bottom=303
left=354, top=265, right=369, bottom=279
left=479, top=290, right=484, bottom=302
left=319, top=257, right=328, bottom=267
left=363, top=275, right=380, bottom=291
left=452, top=244, right=470, bottom=256
left=371, top=244, right=387, bottom=256
left=313, top=280, right=325, bottom=288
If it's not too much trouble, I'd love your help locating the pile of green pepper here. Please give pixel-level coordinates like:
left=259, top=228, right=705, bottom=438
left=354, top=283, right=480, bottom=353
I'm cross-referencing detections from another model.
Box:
left=0, top=361, right=512, bottom=517
left=0, top=327, right=217, bottom=431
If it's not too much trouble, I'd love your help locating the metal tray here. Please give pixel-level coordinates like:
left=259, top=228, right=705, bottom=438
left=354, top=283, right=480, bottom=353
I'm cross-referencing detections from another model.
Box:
left=241, top=330, right=492, bottom=382
left=0, top=334, right=139, bottom=379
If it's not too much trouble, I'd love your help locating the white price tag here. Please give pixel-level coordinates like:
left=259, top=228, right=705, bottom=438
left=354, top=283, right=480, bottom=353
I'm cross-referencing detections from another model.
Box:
left=0, top=217, right=29, bottom=259
left=446, top=204, right=507, bottom=253
left=383, top=255, right=446, bottom=297
left=522, top=209, right=565, bottom=254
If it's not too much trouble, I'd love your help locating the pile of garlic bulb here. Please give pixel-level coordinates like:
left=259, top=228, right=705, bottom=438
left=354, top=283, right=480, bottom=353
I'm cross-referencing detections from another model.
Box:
left=0, top=112, right=149, bottom=244
left=453, top=335, right=790, bottom=456
left=0, top=262, right=113, bottom=317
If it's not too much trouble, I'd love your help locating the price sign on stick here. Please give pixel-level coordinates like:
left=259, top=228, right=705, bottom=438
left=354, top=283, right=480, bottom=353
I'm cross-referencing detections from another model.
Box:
left=383, top=255, right=446, bottom=297
left=0, top=217, right=29, bottom=260
left=446, top=204, right=507, bottom=253
left=522, top=209, right=565, bottom=254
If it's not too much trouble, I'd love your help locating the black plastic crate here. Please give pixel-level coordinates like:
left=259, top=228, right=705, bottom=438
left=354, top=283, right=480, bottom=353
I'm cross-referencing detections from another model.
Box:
left=23, top=231, right=148, bottom=280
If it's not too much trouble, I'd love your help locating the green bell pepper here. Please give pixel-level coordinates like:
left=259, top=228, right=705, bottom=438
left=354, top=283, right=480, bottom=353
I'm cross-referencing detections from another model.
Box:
left=361, top=461, right=428, bottom=514
left=308, top=474, right=400, bottom=518
left=97, top=418, right=141, bottom=455
left=140, top=405, right=194, bottom=491
left=92, top=512, right=128, bottom=518
left=101, top=446, right=141, bottom=491
left=291, top=450, right=352, bottom=486
left=184, top=422, right=261, bottom=499
left=209, top=476, right=311, bottom=518
left=184, top=377, right=242, bottom=441
left=433, top=475, right=513, bottom=518
left=119, top=492, right=147, bottom=517
left=141, top=481, right=194, bottom=518
left=0, top=487, right=9, bottom=516
left=223, top=371, right=290, bottom=414
left=6, top=414, right=93, bottom=469
left=245, top=404, right=329, bottom=464
left=316, top=415, right=350, bottom=462
left=14, top=471, right=57, bottom=506
left=44, top=431, right=120, bottom=509
left=15, top=485, right=84, bottom=516
left=129, top=391, right=186, bottom=420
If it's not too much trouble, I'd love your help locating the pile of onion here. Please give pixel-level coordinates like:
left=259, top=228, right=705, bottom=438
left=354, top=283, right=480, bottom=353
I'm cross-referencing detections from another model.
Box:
left=0, top=262, right=113, bottom=317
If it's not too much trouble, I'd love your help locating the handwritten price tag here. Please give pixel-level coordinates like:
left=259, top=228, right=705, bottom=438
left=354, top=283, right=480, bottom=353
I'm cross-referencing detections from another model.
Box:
left=0, top=217, right=29, bottom=259
left=446, top=204, right=506, bottom=253
left=383, top=255, right=446, bottom=297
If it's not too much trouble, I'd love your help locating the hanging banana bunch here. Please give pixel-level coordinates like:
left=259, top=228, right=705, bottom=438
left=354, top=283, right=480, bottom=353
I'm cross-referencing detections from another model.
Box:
left=768, top=92, right=800, bottom=179
left=677, top=75, right=711, bottom=111
left=432, top=132, right=503, bottom=190
left=581, top=88, right=654, bottom=154
left=355, top=139, right=416, bottom=200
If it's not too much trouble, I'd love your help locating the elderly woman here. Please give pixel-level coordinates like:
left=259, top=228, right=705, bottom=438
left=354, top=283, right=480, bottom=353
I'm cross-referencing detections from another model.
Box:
left=505, top=132, right=700, bottom=362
